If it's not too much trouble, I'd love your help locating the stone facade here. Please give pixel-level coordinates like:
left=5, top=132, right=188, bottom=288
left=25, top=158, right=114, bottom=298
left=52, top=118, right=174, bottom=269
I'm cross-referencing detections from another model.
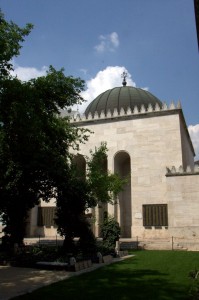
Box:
left=27, top=99, right=199, bottom=250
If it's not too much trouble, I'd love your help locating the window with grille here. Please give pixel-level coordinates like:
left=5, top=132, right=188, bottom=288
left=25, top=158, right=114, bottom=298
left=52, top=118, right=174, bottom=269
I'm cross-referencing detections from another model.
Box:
left=142, top=204, right=168, bottom=227
left=37, top=207, right=57, bottom=227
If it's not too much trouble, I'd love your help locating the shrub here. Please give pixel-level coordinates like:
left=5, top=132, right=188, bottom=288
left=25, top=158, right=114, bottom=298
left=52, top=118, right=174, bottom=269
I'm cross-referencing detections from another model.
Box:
left=101, top=214, right=120, bottom=251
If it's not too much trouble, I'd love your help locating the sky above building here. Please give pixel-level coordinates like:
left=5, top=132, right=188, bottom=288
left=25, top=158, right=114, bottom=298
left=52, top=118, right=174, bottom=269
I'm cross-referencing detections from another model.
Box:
left=1, top=0, right=199, bottom=159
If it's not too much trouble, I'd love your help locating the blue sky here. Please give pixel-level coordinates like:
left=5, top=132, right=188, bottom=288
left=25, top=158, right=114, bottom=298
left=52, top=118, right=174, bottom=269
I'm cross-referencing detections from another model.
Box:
left=1, top=0, right=199, bottom=159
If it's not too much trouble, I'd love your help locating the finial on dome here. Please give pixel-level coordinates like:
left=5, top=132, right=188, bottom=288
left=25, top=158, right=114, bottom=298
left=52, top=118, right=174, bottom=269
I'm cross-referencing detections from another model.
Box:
left=121, top=71, right=127, bottom=86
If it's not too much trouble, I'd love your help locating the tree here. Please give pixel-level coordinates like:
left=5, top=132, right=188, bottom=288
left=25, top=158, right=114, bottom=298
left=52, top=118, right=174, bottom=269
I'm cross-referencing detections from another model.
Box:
left=55, top=143, right=127, bottom=254
left=0, top=68, right=89, bottom=246
left=87, top=142, right=127, bottom=206
left=0, top=11, right=127, bottom=252
left=0, top=10, right=33, bottom=79
left=55, top=169, right=92, bottom=253
left=0, top=11, right=89, bottom=246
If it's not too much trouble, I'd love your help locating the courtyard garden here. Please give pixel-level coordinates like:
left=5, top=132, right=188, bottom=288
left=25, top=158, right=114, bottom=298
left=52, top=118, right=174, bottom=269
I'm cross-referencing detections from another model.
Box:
left=12, top=250, right=199, bottom=300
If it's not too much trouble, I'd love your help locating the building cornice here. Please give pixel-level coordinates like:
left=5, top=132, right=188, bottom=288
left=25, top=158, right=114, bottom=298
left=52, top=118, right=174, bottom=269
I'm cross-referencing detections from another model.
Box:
left=69, top=101, right=195, bottom=158
left=70, top=101, right=181, bottom=126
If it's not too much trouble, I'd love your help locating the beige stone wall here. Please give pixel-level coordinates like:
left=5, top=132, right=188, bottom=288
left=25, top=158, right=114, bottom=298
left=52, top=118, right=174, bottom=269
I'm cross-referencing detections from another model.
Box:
left=166, top=174, right=199, bottom=236
left=78, top=112, right=184, bottom=165
left=77, top=111, right=186, bottom=238
left=28, top=109, right=199, bottom=249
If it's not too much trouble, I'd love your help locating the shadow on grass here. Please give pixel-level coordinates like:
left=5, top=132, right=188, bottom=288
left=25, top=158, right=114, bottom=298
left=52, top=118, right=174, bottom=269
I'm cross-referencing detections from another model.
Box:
left=14, top=259, right=189, bottom=300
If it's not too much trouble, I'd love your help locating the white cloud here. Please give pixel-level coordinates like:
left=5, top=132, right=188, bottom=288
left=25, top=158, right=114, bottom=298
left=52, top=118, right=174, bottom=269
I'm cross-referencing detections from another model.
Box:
left=110, top=32, right=119, bottom=48
left=94, top=32, right=119, bottom=53
left=78, top=66, right=136, bottom=113
left=11, top=64, right=47, bottom=81
left=188, top=124, right=199, bottom=161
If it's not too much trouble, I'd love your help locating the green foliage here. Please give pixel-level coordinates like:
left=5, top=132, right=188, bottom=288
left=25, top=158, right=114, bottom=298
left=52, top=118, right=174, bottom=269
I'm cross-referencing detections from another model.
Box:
left=0, top=11, right=126, bottom=252
left=0, top=245, right=69, bottom=267
left=55, top=158, right=97, bottom=255
left=77, top=224, right=97, bottom=256
left=86, top=142, right=128, bottom=206
left=101, top=214, right=120, bottom=250
left=0, top=11, right=89, bottom=246
left=56, top=143, right=126, bottom=254
left=0, top=10, right=33, bottom=78
left=0, top=68, right=89, bottom=245
left=55, top=171, right=93, bottom=253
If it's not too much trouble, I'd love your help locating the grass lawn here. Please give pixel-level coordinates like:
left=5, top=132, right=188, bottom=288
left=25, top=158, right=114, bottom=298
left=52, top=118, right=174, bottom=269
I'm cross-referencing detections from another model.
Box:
left=14, top=250, right=199, bottom=300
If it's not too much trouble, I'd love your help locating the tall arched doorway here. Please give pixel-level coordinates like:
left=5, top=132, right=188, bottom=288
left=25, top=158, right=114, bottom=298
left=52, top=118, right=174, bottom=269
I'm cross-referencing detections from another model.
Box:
left=73, top=154, right=108, bottom=237
left=114, top=151, right=131, bottom=238
left=73, top=154, right=86, bottom=179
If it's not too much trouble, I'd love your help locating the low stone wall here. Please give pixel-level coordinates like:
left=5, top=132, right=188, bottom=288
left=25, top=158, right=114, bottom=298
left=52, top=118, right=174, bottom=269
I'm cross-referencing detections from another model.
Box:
left=118, top=250, right=129, bottom=257
left=36, top=259, right=93, bottom=272
left=73, top=260, right=92, bottom=271
left=119, top=237, right=199, bottom=251
left=102, top=255, right=113, bottom=263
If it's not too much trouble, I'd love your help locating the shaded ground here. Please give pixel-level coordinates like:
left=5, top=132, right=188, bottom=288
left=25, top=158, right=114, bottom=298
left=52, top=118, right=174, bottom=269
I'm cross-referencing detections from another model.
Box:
left=0, top=257, right=126, bottom=300
left=0, top=266, right=72, bottom=300
left=1, top=251, right=198, bottom=300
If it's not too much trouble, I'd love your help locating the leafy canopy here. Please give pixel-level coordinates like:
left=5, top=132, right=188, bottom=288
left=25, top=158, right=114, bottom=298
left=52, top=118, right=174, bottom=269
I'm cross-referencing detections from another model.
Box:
left=55, top=142, right=127, bottom=253
left=86, top=142, right=128, bottom=207
left=0, top=10, right=33, bottom=78
left=0, top=11, right=89, bottom=245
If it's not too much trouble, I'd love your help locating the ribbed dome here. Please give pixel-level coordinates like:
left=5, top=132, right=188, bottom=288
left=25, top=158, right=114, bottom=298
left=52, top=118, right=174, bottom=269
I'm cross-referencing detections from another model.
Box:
left=84, top=86, right=162, bottom=117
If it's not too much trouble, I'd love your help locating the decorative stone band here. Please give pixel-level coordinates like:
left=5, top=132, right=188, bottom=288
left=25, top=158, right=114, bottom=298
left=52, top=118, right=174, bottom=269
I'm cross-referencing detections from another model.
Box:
left=70, top=101, right=182, bottom=123
left=166, top=164, right=199, bottom=176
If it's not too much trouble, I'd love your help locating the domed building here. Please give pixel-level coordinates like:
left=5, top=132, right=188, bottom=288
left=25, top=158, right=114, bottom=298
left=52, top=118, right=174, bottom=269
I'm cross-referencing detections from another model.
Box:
left=27, top=79, right=199, bottom=250
left=85, top=86, right=162, bottom=117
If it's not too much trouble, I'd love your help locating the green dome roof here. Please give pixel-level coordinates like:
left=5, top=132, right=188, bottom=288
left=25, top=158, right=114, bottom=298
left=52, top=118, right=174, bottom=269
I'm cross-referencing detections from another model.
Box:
left=84, top=86, right=162, bottom=117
